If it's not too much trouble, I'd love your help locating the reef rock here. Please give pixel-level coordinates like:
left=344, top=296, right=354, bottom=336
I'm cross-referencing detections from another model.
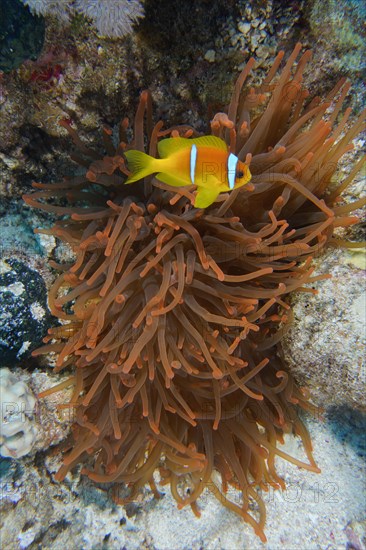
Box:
left=282, top=248, right=366, bottom=410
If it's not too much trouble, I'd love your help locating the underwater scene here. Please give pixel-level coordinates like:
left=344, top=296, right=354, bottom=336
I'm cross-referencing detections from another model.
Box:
left=0, top=1, right=365, bottom=549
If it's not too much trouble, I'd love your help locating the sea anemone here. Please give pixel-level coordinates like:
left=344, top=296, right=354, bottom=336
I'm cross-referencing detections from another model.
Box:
left=23, top=43, right=365, bottom=541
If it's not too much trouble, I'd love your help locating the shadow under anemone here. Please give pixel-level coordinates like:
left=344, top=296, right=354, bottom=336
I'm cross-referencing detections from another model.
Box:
left=23, top=43, right=365, bottom=541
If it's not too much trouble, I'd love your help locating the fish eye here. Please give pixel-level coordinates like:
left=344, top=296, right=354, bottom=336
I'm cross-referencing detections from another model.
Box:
left=236, top=170, right=244, bottom=179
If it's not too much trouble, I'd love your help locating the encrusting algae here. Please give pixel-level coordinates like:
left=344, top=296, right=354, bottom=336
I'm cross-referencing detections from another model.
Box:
left=23, top=43, right=365, bottom=541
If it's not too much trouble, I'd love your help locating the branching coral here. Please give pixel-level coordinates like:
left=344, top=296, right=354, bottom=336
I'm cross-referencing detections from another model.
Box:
left=23, top=43, right=365, bottom=541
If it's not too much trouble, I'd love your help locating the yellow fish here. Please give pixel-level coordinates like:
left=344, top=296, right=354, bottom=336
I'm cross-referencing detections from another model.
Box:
left=124, top=135, right=251, bottom=208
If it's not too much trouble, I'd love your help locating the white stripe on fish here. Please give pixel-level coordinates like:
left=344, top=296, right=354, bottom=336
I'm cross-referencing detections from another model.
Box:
left=190, top=144, right=197, bottom=184
left=227, top=153, right=238, bottom=190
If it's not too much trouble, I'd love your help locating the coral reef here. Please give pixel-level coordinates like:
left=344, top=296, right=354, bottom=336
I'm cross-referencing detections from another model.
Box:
left=309, top=0, right=366, bottom=74
left=21, top=0, right=72, bottom=21
left=0, top=365, right=74, bottom=458
left=0, top=368, right=37, bottom=458
left=0, top=0, right=45, bottom=72
left=0, top=0, right=364, bottom=546
left=0, top=413, right=364, bottom=549
left=20, top=0, right=144, bottom=38
left=1, top=0, right=363, bottom=202
left=0, top=258, right=53, bottom=364
left=23, top=44, right=365, bottom=541
left=283, top=249, right=366, bottom=410
left=345, top=518, right=366, bottom=550
left=74, top=0, right=144, bottom=38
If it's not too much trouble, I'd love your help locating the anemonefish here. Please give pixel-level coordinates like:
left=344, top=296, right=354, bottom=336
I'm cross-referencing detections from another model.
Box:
left=124, top=135, right=251, bottom=208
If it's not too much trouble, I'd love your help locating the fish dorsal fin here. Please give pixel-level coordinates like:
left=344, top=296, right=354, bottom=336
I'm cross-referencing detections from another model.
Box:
left=190, top=135, right=228, bottom=151
left=158, top=137, right=192, bottom=158
left=157, top=135, right=228, bottom=158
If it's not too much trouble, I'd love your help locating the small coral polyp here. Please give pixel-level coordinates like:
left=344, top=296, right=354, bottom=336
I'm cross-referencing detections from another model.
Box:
left=24, top=44, right=365, bottom=541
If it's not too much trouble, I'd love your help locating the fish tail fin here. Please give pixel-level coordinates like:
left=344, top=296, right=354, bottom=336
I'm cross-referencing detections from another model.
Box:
left=124, top=150, right=156, bottom=184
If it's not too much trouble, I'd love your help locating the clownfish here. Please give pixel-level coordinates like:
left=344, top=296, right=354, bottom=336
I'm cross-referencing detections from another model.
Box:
left=124, top=135, right=251, bottom=208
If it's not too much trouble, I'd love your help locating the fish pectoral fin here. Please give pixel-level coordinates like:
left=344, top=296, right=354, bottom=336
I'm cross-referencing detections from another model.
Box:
left=194, top=187, right=220, bottom=209
left=124, top=150, right=156, bottom=184
left=156, top=172, right=190, bottom=188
